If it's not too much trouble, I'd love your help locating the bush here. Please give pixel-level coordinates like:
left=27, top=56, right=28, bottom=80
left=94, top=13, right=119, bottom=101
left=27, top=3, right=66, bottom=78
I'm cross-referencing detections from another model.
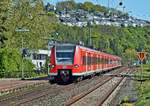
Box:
left=0, top=48, right=36, bottom=78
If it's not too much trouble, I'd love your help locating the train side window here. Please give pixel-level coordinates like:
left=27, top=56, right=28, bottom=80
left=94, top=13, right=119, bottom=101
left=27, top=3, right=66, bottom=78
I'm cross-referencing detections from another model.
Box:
left=90, top=57, right=91, bottom=65
left=87, top=56, right=91, bottom=65
left=83, top=55, right=89, bottom=65
left=98, top=57, right=101, bottom=64
left=92, top=57, right=96, bottom=65
left=103, top=58, right=105, bottom=64
left=93, top=57, right=94, bottom=65
left=94, top=57, right=96, bottom=64
left=101, top=58, right=103, bottom=64
left=106, top=58, right=108, bottom=64
left=91, top=57, right=93, bottom=65
left=104, top=58, right=106, bottom=64
left=89, top=56, right=91, bottom=65
left=96, top=57, right=98, bottom=64
left=83, top=56, right=86, bottom=65
left=105, top=58, right=107, bottom=64
left=86, top=56, right=88, bottom=65
left=109, top=59, right=112, bottom=64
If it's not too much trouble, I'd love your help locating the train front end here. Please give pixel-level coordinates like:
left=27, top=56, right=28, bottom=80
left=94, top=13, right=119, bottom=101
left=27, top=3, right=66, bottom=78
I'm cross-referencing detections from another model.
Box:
left=49, top=44, right=76, bottom=83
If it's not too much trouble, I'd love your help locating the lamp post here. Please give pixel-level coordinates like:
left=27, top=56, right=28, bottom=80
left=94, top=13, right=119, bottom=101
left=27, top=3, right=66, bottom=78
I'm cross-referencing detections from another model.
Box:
left=47, top=38, right=53, bottom=75
left=15, top=28, right=29, bottom=80
left=108, top=0, right=110, bottom=9
left=87, top=21, right=92, bottom=47
left=43, top=32, right=59, bottom=75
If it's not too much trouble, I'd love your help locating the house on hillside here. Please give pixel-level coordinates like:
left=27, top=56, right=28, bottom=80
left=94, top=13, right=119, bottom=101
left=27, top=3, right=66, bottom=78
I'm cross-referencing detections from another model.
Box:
left=25, top=49, right=50, bottom=71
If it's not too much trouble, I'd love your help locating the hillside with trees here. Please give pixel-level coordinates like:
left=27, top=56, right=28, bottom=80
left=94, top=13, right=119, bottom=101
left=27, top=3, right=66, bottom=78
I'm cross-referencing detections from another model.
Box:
left=0, top=0, right=150, bottom=77
left=0, top=0, right=57, bottom=77
left=55, top=0, right=108, bottom=13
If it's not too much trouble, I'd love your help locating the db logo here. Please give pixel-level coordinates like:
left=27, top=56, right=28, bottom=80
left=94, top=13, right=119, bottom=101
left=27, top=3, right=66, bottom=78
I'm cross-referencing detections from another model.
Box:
left=63, top=66, right=67, bottom=69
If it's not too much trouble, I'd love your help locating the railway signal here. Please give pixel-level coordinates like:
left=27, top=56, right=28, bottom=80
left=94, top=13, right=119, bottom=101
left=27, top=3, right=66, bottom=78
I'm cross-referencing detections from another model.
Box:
left=137, top=51, right=148, bottom=102
left=137, top=52, right=147, bottom=62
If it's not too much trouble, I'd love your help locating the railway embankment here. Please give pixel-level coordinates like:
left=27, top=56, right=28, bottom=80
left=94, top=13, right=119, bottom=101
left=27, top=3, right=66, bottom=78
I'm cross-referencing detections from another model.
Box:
left=110, top=65, right=150, bottom=106
left=135, top=64, right=150, bottom=106
left=110, top=77, right=137, bottom=106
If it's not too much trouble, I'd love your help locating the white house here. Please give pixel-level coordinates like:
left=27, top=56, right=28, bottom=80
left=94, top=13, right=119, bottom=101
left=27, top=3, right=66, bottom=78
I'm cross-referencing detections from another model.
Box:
left=29, top=50, right=50, bottom=70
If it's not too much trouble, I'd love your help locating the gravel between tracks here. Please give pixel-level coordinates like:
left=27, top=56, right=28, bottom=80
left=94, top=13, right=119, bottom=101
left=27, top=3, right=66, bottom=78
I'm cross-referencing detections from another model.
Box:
left=20, top=68, right=125, bottom=106
left=21, top=76, right=104, bottom=106
left=0, top=67, right=127, bottom=106
left=109, top=78, right=137, bottom=106
left=71, top=77, right=122, bottom=106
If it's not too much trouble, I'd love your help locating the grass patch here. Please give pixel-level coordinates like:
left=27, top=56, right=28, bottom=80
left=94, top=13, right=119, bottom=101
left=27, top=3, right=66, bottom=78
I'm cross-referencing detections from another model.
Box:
left=135, top=63, right=150, bottom=106
left=121, top=103, right=133, bottom=106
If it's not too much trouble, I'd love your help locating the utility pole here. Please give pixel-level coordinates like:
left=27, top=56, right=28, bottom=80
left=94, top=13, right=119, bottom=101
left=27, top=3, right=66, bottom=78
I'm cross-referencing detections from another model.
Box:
left=89, top=21, right=92, bottom=47
left=47, top=40, right=51, bottom=76
left=123, top=6, right=125, bottom=13
left=87, top=21, right=92, bottom=47
left=15, top=28, right=29, bottom=80
left=45, top=32, right=59, bottom=75
left=108, top=0, right=110, bottom=9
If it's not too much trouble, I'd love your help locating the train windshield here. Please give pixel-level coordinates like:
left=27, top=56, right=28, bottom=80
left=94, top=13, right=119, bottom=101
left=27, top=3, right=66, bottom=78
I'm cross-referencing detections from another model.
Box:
left=56, top=52, right=74, bottom=64
left=56, top=44, right=75, bottom=65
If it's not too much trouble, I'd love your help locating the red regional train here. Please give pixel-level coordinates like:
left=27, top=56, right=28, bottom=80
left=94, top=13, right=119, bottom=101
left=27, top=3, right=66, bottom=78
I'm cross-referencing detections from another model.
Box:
left=49, top=43, right=122, bottom=83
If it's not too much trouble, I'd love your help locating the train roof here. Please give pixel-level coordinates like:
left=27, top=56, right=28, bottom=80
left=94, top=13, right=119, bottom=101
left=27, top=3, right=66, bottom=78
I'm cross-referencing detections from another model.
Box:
left=53, top=43, right=121, bottom=60
left=78, top=45, right=121, bottom=60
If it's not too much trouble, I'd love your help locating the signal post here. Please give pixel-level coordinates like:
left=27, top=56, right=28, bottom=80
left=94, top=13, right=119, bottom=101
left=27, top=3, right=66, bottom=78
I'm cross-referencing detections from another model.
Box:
left=137, top=51, right=148, bottom=103
left=137, top=51, right=147, bottom=81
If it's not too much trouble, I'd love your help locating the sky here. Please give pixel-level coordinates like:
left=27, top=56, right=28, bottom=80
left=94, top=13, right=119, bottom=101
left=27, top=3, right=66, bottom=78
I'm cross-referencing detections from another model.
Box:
left=43, top=0, right=150, bottom=21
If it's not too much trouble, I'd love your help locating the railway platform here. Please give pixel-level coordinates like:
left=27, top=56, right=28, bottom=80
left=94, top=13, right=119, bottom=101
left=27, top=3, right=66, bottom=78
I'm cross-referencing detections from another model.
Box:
left=0, top=78, right=48, bottom=96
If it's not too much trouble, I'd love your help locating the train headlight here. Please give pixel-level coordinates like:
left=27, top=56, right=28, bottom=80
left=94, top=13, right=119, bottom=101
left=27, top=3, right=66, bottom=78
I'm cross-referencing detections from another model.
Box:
left=50, top=64, right=55, bottom=68
left=74, top=64, right=79, bottom=68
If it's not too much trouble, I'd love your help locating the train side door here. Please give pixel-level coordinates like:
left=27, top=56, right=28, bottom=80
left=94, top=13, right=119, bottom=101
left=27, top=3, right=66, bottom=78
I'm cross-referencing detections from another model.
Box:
left=90, top=53, right=92, bottom=72
left=85, top=52, right=88, bottom=73
left=99, top=54, right=102, bottom=70
left=88, top=52, right=91, bottom=72
left=97, top=54, right=98, bottom=70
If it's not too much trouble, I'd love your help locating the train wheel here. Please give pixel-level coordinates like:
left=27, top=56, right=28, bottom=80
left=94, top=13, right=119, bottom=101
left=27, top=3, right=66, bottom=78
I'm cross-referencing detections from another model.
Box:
left=49, top=80, right=55, bottom=84
left=78, top=76, right=83, bottom=81
left=49, top=76, right=56, bottom=84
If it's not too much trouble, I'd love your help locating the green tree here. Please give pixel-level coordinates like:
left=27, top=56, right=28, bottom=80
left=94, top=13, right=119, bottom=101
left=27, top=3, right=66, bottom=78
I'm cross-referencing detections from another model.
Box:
left=0, top=0, right=57, bottom=78
left=56, top=0, right=76, bottom=11
left=0, top=0, right=11, bottom=48
left=80, top=2, right=94, bottom=12
left=0, top=48, right=22, bottom=77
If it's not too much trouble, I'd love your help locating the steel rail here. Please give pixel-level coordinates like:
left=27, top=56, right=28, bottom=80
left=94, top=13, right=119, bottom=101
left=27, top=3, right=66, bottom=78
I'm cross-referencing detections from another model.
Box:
left=96, top=68, right=136, bottom=106
left=63, top=67, right=128, bottom=106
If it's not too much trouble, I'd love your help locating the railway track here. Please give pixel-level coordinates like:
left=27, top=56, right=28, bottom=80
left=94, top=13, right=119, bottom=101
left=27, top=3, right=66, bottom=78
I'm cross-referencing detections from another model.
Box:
left=0, top=67, right=134, bottom=106
left=63, top=67, right=135, bottom=106
left=97, top=68, right=137, bottom=106
left=96, top=77, right=125, bottom=106
left=0, top=82, right=50, bottom=105
left=0, top=80, right=79, bottom=106
left=64, top=76, right=114, bottom=106
left=0, top=79, right=47, bottom=96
